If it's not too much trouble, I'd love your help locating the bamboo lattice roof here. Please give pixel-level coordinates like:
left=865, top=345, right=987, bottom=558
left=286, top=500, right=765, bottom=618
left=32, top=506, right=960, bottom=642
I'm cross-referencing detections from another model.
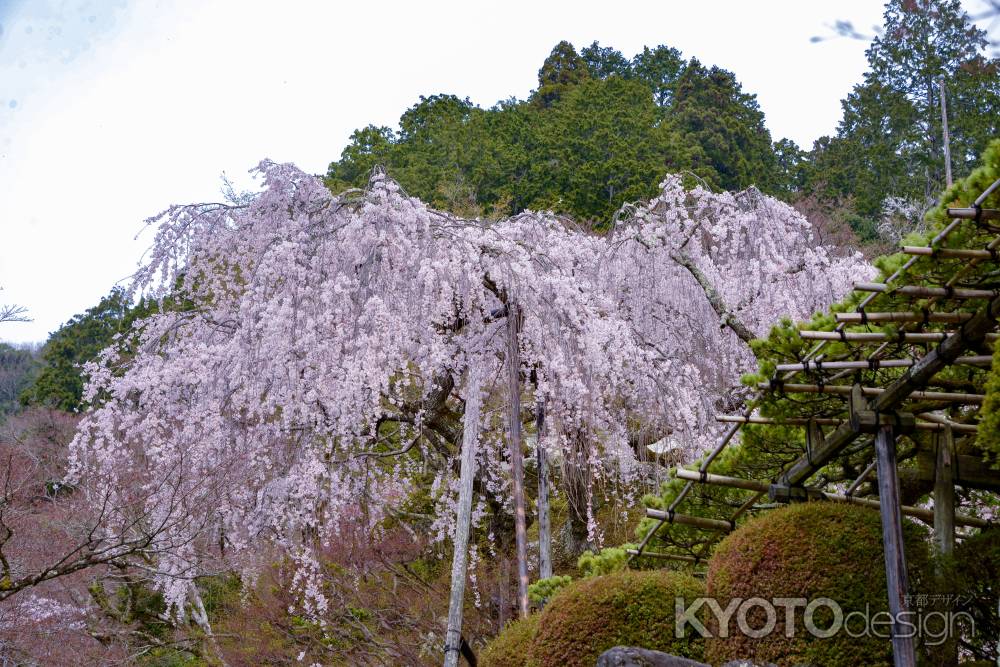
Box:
left=631, top=179, right=1000, bottom=564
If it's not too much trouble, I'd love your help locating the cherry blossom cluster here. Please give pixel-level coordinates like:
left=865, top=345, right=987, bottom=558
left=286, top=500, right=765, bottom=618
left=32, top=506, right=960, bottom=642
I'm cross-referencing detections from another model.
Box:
left=67, top=162, right=868, bottom=613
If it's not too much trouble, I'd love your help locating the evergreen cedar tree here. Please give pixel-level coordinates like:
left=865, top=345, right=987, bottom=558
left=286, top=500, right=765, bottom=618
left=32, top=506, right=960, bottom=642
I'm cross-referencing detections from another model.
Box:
left=324, top=41, right=785, bottom=224
left=19, top=288, right=156, bottom=413
left=805, top=0, right=1000, bottom=219
left=65, top=159, right=863, bottom=618
left=325, top=2, right=1000, bottom=232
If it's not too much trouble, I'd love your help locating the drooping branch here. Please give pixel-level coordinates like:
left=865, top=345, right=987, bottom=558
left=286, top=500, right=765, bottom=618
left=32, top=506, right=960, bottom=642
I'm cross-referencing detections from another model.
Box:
left=671, top=250, right=755, bottom=346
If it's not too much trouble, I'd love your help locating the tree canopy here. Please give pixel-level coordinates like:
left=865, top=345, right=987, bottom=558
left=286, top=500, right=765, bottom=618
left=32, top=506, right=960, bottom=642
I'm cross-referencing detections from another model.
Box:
left=325, top=40, right=790, bottom=225
left=805, top=0, right=1000, bottom=220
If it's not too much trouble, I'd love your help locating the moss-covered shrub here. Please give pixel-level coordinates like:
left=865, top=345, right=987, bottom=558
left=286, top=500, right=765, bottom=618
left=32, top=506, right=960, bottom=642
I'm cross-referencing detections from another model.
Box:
left=528, top=569, right=706, bottom=667
left=705, top=502, right=930, bottom=667
left=479, top=614, right=540, bottom=667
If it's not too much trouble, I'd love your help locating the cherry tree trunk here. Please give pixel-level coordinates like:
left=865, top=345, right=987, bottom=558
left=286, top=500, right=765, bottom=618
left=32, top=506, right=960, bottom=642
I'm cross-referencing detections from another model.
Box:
left=507, top=306, right=530, bottom=618
left=444, top=367, right=484, bottom=667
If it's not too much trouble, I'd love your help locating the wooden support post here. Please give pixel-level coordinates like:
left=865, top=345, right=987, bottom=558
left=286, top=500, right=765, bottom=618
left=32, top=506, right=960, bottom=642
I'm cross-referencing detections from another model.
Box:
left=932, top=424, right=957, bottom=667
left=444, top=368, right=483, bottom=667
left=875, top=425, right=916, bottom=667
left=933, top=426, right=955, bottom=559
left=505, top=308, right=530, bottom=619
left=535, top=403, right=552, bottom=582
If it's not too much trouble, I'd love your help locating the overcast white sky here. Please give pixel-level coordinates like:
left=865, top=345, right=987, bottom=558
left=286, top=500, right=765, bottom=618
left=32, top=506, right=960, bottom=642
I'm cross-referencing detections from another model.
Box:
left=0, top=0, right=991, bottom=343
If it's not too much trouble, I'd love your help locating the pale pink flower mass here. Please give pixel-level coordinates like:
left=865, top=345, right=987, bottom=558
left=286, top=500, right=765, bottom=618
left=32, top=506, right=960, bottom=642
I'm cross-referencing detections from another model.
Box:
left=66, top=161, right=867, bottom=614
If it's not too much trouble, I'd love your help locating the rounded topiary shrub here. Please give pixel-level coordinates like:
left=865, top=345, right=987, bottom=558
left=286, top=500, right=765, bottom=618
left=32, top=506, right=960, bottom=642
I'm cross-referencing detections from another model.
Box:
left=529, top=569, right=706, bottom=667
left=479, top=613, right=540, bottom=667
left=705, top=502, right=930, bottom=667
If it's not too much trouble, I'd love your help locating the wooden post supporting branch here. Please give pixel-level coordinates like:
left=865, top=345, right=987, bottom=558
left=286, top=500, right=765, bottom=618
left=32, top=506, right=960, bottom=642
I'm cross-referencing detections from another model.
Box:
left=444, top=367, right=483, bottom=667
left=933, top=425, right=955, bottom=559
left=535, top=403, right=552, bottom=582
left=875, top=425, right=916, bottom=667
left=506, top=307, right=530, bottom=619
left=932, top=424, right=957, bottom=667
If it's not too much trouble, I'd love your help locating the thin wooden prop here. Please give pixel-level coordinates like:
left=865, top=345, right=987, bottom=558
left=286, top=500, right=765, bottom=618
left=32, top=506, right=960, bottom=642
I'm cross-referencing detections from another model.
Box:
left=836, top=311, right=973, bottom=323
left=855, top=282, right=999, bottom=300
left=774, top=355, right=991, bottom=371
left=756, top=382, right=985, bottom=404
left=716, top=414, right=977, bottom=434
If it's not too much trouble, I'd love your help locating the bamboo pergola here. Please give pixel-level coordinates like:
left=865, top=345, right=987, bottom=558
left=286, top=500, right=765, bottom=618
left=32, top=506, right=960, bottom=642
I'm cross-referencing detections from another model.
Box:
left=630, top=179, right=1000, bottom=667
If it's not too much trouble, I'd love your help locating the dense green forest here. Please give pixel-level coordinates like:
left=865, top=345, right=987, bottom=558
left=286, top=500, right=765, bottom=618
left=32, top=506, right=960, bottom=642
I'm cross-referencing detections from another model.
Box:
left=325, top=1, right=1000, bottom=239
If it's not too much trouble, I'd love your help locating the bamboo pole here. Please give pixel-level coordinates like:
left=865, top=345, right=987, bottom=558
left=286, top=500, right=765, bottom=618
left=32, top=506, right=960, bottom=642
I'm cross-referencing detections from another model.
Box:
left=835, top=310, right=973, bottom=323
left=756, top=382, right=985, bottom=404
left=644, top=508, right=733, bottom=532
left=946, top=207, right=1000, bottom=221
left=902, top=246, right=992, bottom=260
left=774, top=356, right=990, bottom=372
left=854, top=282, right=998, bottom=300
left=715, top=414, right=977, bottom=434
left=444, top=367, right=483, bottom=667
left=625, top=549, right=701, bottom=563
left=798, top=331, right=1000, bottom=343
left=672, top=468, right=991, bottom=529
